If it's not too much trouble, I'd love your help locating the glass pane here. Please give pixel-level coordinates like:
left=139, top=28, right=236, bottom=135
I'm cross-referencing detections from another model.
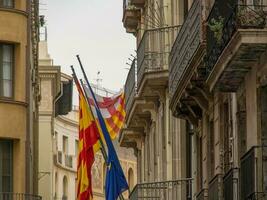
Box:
left=2, top=158, right=11, bottom=175
left=3, top=80, right=12, bottom=97
left=0, top=140, right=12, bottom=193
left=3, top=62, right=12, bottom=80
left=2, top=45, right=12, bottom=62
left=2, top=0, right=13, bottom=7
left=2, top=176, right=11, bottom=192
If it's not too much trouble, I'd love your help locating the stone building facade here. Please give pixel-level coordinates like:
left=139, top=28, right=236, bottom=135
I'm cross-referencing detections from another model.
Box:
left=38, top=37, right=137, bottom=200
left=0, top=0, right=40, bottom=198
left=121, top=0, right=267, bottom=199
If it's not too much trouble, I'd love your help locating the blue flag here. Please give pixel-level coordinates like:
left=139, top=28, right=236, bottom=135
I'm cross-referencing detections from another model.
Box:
left=83, top=83, right=129, bottom=200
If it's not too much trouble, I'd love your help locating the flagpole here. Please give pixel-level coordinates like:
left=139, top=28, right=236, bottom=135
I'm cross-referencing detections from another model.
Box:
left=79, top=79, right=109, bottom=161
left=75, top=55, right=126, bottom=200
left=70, top=65, right=109, bottom=162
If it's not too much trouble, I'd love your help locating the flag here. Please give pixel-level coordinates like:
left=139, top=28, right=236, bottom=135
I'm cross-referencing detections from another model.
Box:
left=75, top=77, right=100, bottom=200
left=83, top=83, right=129, bottom=200
left=86, top=90, right=126, bottom=139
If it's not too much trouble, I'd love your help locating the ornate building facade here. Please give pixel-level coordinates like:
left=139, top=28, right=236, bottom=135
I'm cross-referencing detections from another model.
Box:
left=121, top=0, right=267, bottom=199
left=0, top=0, right=40, bottom=198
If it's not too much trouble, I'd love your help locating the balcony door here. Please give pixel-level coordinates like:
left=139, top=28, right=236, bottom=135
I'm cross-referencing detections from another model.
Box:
left=0, top=140, right=13, bottom=192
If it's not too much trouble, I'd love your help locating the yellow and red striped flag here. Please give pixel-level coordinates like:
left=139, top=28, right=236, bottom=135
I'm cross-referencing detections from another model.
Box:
left=76, top=78, right=100, bottom=200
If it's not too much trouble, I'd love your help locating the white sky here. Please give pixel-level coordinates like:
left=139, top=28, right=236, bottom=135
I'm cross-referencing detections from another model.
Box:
left=41, top=0, right=135, bottom=93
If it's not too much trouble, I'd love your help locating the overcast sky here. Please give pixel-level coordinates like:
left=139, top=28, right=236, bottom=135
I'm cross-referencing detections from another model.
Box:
left=41, top=0, right=135, bottom=93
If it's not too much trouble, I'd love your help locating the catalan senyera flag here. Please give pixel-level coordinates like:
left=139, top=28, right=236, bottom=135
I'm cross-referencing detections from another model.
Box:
left=83, top=83, right=129, bottom=200
left=75, top=77, right=100, bottom=200
left=87, top=91, right=126, bottom=139
left=81, top=88, right=125, bottom=154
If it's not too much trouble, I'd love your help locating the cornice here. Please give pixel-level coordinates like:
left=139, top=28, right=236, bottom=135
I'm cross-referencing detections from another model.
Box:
left=0, top=7, right=28, bottom=17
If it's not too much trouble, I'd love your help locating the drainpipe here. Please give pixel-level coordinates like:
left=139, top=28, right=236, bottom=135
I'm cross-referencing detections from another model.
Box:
left=25, top=0, right=31, bottom=194
left=51, top=82, right=63, bottom=198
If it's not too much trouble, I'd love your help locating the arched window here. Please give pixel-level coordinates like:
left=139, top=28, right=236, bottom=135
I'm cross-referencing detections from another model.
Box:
left=63, top=176, right=68, bottom=200
left=128, top=168, right=134, bottom=192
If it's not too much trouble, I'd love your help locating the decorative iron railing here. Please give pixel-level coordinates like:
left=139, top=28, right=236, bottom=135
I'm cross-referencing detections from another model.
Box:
left=123, top=0, right=130, bottom=10
left=223, top=168, right=239, bottom=200
left=240, top=146, right=267, bottom=200
left=129, top=178, right=193, bottom=200
left=137, top=25, right=180, bottom=88
left=0, top=193, right=42, bottom=200
left=125, top=59, right=136, bottom=114
left=208, top=174, right=223, bottom=200
left=206, top=2, right=267, bottom=74
left=196, top=189, right=207, bottom=200
left=169, top=0, right=204, bottom=100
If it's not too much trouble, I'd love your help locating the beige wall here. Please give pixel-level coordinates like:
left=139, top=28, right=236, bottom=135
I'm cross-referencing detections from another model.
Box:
left=0, top=1, right=39, bottom=195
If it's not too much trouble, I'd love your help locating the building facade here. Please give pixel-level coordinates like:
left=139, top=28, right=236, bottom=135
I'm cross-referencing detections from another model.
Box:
left=38, top=37, right=137, bottom=200
left=0, top=0, right=40, bottom=198
left=121, top=0, right=267, bottom=199
left=38, top=37, right=73, bottom=200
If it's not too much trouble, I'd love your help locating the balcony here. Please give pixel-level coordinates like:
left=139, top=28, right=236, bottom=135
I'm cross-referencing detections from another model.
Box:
left=206, top=2, right=267, bottom=91
left=130, top=0, right=145, bottom=7
left=137, top=25, right=181, bottom=94
left=125, top=59, right=136, bottom=115
left=123, top=0, right=140, bottom=34
left=196, top=189, right=208, bottom=200
left=169, top=0, right=206, bottom=112
left=223, top=168, right=239, bottom=200
left=0, top=193, right=42, bottom=200
left=240, top=146, right=267, bottom=200
left=129, top=179, right=193, bottom=200
left=208, top=174, right=223, bottom=200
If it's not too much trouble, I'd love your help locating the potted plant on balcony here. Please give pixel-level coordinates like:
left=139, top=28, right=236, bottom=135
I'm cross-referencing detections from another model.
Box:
left=208, top=16, right=224, bottom=44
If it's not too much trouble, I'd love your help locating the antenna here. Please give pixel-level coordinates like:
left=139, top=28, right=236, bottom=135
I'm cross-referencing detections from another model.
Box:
left=95, top=70, right=102, bottom=95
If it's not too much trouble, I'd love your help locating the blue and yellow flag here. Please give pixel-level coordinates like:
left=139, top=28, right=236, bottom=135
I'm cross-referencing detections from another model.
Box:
left=83, top=83, right=129, bottom=200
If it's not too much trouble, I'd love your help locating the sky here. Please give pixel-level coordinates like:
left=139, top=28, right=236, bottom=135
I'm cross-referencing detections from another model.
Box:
left=41, top=0, right=135, bottom=93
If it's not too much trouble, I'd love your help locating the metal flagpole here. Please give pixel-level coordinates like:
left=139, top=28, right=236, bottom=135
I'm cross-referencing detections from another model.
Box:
left=71, top=61, right=125, bottom=200
left=70, top=65, right=108, bottom=162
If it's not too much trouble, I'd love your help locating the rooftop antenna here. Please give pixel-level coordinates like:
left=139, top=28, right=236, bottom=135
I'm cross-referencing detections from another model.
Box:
left=95, top=70, right=102, bottom=95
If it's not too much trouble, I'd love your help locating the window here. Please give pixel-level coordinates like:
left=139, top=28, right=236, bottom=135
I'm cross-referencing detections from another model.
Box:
left=75, top=140, right=78, bottom=156
left=63, top=136, right=68, bottom=154
left=0, top=44, right=13, bottom=98
left=0, top=0, right=14, bottom=8
left=0, top=140, right=13, bottom=192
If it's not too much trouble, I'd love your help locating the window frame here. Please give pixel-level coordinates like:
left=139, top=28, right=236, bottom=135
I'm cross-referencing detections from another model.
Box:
left=0, top=43, right=14, bottom=99
left=0, top=140, right=13, bottom=193
left=0, top=0, right=14, bottom=8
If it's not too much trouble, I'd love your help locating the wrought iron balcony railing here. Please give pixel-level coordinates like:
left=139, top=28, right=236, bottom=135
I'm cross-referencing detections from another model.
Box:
left=129, top=178, right=193, bottom=200
left=196, top=189, right=207, bottom=200
left=137, top=25, right=180, bottom=88
left=240, top=146, right=267, bottom=200
left=123, top=0, right=131, bottom=11
left=223, top=168, right=239, bottom=200
left=0, top=193, right=42, bottom=200
left=206, top=2, right=267, bottom=74
left=169, top=0, right=204, bottom=100
left=125, top=59, right=136, bottom=114
left=208, top=174, right=223, bottom=200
